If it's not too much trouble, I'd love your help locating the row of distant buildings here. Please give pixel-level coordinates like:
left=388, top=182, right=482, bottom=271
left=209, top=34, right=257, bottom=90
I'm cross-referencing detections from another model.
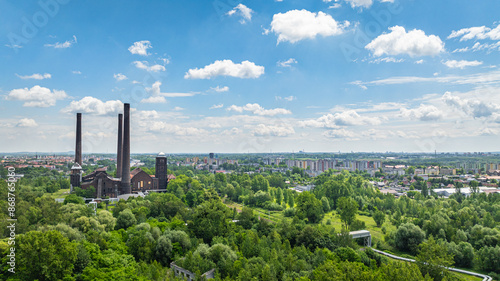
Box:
left=455, top=162, right=500, bottom=174
left=262, top=158, right=382, bottom=174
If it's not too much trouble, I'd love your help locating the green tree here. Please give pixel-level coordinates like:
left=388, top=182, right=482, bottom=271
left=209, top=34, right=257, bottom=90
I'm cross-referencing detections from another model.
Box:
left=64, top=193, right=85, bottom=204
left=416, top=237, right=454, bottom=281
left=115, top=209, right=137, bottom=230
left=337, top=197, right=358, bottom=230
left=296, top=191, right=324, bottom=223
left=238, top=206, right=257, bottom=229
left=288, top=193, right=295, bottom=208
left=373, top=210, right=386, bottom=227
left=188, top=199, right=230, bottom=243
left=17, top=230, right=77, bottom=281
left=394, top=223, right=425, bottom=255
left=321, top=196, right=331, bottom=213
left=155, top=236, right=173, bottom=266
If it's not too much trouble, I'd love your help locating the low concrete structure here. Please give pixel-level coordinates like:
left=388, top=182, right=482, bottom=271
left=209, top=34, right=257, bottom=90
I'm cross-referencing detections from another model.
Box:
left=350, top=230, right=372, bottom=247
left=170, top=262, right=214, bottom=281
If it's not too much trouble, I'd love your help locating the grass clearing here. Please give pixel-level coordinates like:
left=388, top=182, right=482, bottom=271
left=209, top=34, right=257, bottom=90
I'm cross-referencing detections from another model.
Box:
left=321, top=211, right=395, bottom=244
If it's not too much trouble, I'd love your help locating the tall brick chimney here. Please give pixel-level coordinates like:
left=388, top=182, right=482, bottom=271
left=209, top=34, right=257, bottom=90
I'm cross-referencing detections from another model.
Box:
left=116, top=113, right=123, bottom=179
left=75, top=113, right=82, bottom=165
left=121, top=104, right=131, bottom=194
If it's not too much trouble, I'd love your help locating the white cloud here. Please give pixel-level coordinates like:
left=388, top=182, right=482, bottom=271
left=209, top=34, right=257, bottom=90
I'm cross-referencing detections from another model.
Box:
left=62, top=96, right=123, bottom=115
left=270, top=9, right=349, bottom=44
left=133, top=61, right=166, bottom=72
left=477, top=128, right=499, bottom=136
left=251, top=124, right=295, bottom=137
left=16, top=73, right=51, bottom=80
left=211, top=86, right=229, bottom=92
left=369, top=57, right=404, bottom=63
left=442, top=91, right=500, bottom=118
left=344, top=0, right=372, bottom=8
left=443, top=60, right=483, bottom=69
left=276, top=96, right=297, bottom=101
left=128, top=40, right=152, bottom=56
left=227, top=103, right=292, bottom=116
left=184, top=60, right=264, bottom=79
left=141, top=81, right=196, bottom=103
left=135, top=110, right=160, bottom=120
left=6, top=85, right=67, bottom=107
left=366, top=26, right=444, bottom=57
left=277, top=58, right=298, bottom=67
left=351, top=69, right=500, bottom=87
left=322, top=129, right=357, bottom=139
left=17, top=118, right=38, bottom=127
left=328, top=3, right=342, bottom=9
left=148, top=121, right=207, bottom=136
left=227, top=4, right=253, bottom=24
left=44, top=35, right=77, bottom=48
left=173, top=107, right=184, bottom=111
left=448, top=24, right=500, bottom=41
left=141, top=96, right=167, bottom=103
left=72, top=70, right=82, bottom=74
left=210, top=104, right=224, bottom=109
left=399, top=104, right=443, bottom=121
left=114, top=73, right=128, bottom=81
left=415, top=59, right=424, bottom=64
left=299, top=110, right=382, bottom=128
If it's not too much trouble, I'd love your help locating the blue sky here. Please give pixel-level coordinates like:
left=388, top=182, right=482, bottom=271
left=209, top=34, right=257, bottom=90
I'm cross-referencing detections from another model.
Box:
left=1, top=0, right=500, bottom=153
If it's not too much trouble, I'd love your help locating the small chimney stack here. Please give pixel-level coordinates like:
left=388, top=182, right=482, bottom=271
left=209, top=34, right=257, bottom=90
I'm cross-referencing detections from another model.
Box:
left=121, top=104, right=131, bottom=194
left=75, top=113, right=82, bottom=165
left=116, top=114, right=123, bottom=179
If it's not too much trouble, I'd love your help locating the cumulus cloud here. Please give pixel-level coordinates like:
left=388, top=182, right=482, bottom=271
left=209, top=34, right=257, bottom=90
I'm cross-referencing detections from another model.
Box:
left=366, top=26, right=444, bottom=57
left=141, top=96, right=167, bottom=103
left=369, top=57, right=404, bottom=63
left=62, top=96, right=123, bottom=115
left=135, top=110, right=159, bottom=120
left=443, top=60, right=483, bottom=69
left=44, top=35, right=77, bottom=48
left=251, top=124, right=295, bottom=137
left=299, top=110, right=382, bottom=128
left=148, top=121, right=207, bottom=136
left=277, top=58, right=298, bottom=67
left=276, top=96, right=297, bottom=101
left=448, top=24, right=500, bottom=41
left=211, top=86, right=229, bottom=92
left=185, top=60, right=264, bottom=79
left=270, top=9, right=349, bottom=44
left=210, top=104, right=224, bottom=109
left=133, top=61, right=165, bottom=72
left=442, top=92, right=500, bottom=118
left=128, top=40, right=152, bottom=56
left=17, top=118, right=38, bottom=127
left=344, top=0, right=373, bottom=8
left=141, top=81, right=196, bottom=103
left=16, top=73, right=51, bottom=80
left=114, top=73, right=128, bottom=81
left=322, top=129, right=357, bottom=139
left=477, top=128, right=499, bottom=136
left=227, top=4, right=253, bottom=24
left=6, top=85, right=67, bottom=107
left=227, top=103, right=292, bottom=116
left=399, top=104, right=443, bottom=121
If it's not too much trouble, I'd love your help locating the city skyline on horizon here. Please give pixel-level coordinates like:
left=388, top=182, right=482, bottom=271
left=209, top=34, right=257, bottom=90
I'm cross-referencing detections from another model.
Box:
left=1, top=1, right=500, bottom=153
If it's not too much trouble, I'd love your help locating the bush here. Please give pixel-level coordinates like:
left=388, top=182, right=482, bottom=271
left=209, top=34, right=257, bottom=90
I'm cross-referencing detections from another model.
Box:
left=284, top=208, right=296, bottom=217
left=263, top=201, right=284, bottom=211
left=350, top=219, right=366, bottom=231
left=394, top=223, right=425, bottom=255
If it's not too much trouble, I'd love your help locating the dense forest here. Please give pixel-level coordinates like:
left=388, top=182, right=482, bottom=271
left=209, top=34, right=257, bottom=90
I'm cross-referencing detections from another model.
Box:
left=0, top=165, right=499, bottom=280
